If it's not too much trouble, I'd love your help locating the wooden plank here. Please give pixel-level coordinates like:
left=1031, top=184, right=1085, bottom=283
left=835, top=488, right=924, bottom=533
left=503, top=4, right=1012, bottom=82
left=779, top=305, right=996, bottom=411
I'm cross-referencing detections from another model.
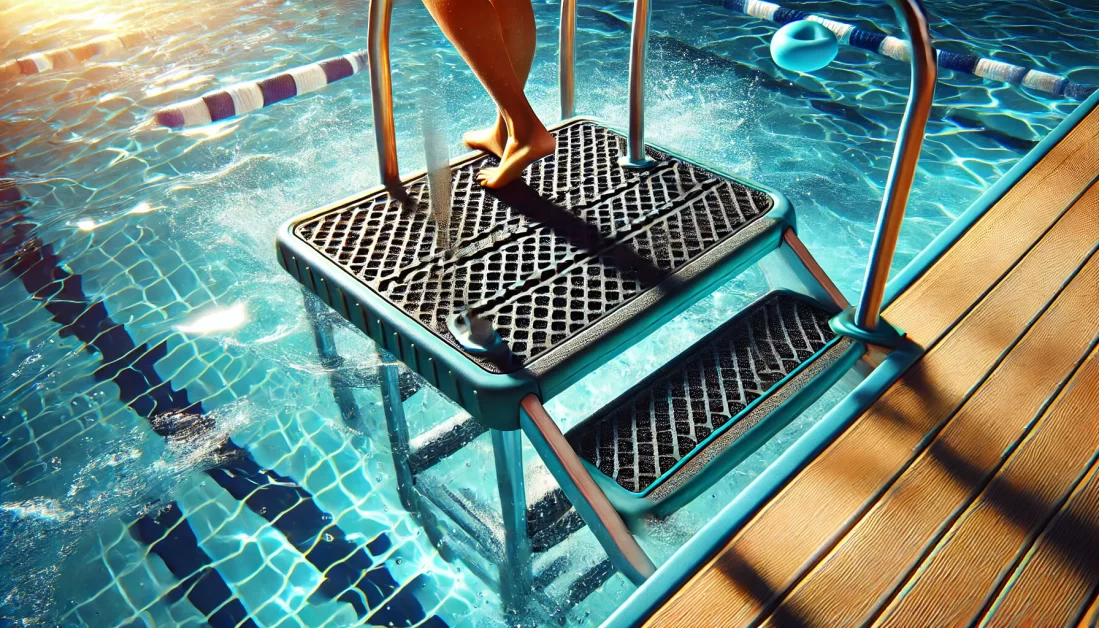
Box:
left=645, top=176, right=1099, bottom=627
left=883, top=106, right=1099, bottom=349
left=875, top=343, right=1099, bottom=626
left=982, top=452, right=1099, bottom=626
left=759, top=218, right=1099, bottom=626
left=1079, top=593, right=1099, bottom=627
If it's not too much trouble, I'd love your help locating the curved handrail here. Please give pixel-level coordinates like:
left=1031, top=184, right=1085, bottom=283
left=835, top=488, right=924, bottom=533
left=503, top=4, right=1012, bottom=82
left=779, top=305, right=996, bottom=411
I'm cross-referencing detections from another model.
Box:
left=368, top=0, right=400, bottom=188
left=853, top=0, right=937, bottom=331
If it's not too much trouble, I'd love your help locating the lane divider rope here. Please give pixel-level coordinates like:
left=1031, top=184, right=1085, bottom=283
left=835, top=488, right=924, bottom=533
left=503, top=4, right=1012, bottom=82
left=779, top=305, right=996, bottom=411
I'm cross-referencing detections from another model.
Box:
left=725, top=0, right=1097, bottom=101
left=153, top=50, right=367, bottom=128
left=0, top=32, right=150, bottom=81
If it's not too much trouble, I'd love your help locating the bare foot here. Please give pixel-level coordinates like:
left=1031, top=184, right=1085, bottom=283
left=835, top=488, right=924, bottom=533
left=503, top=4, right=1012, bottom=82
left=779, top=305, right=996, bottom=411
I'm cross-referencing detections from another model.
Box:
left=463, top=117, right=508, bottom=157
left=476, top=126, right=555, bottom=188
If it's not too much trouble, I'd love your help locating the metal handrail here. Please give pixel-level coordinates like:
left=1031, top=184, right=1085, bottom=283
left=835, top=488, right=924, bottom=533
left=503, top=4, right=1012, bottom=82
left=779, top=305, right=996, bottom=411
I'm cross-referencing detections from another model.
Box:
left=853, top=0, right=937, bottom=332
left=559, top=0, right=577, bottom=119
left=620, top=0, right=655, bottom=167
left=368, top=0, right=400, bottom=188
left=558, top=0, right=654, bottom=165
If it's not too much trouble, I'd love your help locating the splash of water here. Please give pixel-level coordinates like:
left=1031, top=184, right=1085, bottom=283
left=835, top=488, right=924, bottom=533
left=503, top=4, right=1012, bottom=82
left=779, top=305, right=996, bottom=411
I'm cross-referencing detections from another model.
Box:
left=421, top=64, right=453, bottom=251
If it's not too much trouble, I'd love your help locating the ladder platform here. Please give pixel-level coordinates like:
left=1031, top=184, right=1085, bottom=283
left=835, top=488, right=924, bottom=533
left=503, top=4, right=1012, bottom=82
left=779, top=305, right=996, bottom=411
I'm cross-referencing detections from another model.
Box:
left=566, top=291, right=862, bottom=518
left=276, top=118, right=794, bottom=430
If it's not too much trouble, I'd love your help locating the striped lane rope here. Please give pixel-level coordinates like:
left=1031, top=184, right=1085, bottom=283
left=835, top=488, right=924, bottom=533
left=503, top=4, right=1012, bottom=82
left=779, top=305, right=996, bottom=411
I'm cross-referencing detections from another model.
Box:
left=0, top=32, right=149, bottom=81
left=721, top=0, right=1097, bottom=101
left=154, top=50, right=367, bottom=128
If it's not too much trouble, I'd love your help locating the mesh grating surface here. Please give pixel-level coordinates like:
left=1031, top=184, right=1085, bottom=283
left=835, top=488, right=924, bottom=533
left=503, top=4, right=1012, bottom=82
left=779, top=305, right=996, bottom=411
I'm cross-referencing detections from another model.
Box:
left=294, top=120, right=774, bottom=370
left=567, top=293, right=836, bottom=493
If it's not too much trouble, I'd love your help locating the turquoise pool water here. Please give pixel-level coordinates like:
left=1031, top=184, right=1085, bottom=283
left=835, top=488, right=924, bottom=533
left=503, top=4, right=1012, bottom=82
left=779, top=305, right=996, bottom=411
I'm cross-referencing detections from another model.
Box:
left=0, top=0, right=1094, bottom=625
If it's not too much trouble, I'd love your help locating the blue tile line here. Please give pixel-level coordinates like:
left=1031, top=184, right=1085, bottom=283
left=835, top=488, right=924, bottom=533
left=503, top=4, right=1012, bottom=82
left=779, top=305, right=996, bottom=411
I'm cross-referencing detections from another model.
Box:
left=717, top=0, right=1097, bottom=101
left=130, top=501, right=260, bottom=628
left=0, top=168, right=445, bottom=627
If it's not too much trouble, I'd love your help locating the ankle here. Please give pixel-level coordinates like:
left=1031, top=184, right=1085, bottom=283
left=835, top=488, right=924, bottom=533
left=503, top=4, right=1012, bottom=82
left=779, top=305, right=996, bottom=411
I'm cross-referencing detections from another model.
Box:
left=503, top=110, right=544, bottom=142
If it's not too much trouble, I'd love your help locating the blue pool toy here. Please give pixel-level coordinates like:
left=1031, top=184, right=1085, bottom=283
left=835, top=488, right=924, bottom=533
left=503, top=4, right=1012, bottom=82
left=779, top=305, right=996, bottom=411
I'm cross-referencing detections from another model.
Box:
left=770, top=20, right=839, bottom=73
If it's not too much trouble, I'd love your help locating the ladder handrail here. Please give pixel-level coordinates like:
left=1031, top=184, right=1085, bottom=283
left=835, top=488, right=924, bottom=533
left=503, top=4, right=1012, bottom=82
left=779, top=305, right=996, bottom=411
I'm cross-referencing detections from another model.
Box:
left=559, top=0, right=578, bottom=118
left=367, top=0, right=935, bottom=333
left=620, top=0, right=655, bottom=167
left=368, top=0, right=400, bottom=188
left=853, top=0, right=937, bottom=332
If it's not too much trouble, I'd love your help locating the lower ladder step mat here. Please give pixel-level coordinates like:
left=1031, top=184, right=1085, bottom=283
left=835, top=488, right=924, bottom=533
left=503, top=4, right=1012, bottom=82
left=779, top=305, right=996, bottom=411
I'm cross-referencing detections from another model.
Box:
left=289, top=119, right=777, bottom=370
left=567, top=292, right=838, bottom=494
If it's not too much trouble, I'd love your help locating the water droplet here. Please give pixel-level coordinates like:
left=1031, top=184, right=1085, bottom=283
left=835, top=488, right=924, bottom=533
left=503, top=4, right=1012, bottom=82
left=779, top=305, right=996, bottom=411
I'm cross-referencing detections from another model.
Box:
left=324, top=533, right=334, bottom=542
left=395, top=558, right=402, bottom=565
left=465, top=462, right=471, bottom=467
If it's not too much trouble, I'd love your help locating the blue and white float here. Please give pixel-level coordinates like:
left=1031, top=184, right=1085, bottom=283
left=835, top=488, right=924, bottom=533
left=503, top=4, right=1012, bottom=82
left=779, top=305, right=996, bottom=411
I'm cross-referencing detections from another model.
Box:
left=770, top=19, right=839, bottom=73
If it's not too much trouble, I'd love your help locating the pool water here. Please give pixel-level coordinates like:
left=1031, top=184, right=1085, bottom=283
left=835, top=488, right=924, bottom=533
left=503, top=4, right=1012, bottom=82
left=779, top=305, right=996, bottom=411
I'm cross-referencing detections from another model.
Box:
left=0, top=0, right=1095, bottom=625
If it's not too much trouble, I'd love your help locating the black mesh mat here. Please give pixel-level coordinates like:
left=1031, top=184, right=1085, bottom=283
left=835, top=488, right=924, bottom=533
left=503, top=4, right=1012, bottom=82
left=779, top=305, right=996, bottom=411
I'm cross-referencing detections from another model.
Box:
left=567, top=293, right=836, bottom=493
left=294, top=120, right=774, bottom=371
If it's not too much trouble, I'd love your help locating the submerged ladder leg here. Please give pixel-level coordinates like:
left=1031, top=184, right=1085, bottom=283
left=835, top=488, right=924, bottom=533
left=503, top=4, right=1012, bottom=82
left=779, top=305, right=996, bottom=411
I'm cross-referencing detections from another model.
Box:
left=519, top=395, right=656, bottom=585
left=491, top=428, right=534, bottom=614
left=379, top=356, right=419, bottom=515
left=304, top=294, right=476, bottom=572
left=302, top=288, right=363, bottom=428
left=377, top=352, right=478, bottom=575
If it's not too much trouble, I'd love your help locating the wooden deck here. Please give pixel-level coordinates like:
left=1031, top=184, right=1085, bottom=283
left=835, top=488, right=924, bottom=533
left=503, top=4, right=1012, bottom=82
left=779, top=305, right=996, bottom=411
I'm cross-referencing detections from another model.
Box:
left=646, top=101, right=1099, bottom=626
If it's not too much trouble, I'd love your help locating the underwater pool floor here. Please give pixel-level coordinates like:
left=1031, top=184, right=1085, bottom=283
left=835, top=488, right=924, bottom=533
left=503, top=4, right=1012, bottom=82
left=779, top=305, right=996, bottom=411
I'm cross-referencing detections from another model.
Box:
left=1, top=0, right=1096, bottom=625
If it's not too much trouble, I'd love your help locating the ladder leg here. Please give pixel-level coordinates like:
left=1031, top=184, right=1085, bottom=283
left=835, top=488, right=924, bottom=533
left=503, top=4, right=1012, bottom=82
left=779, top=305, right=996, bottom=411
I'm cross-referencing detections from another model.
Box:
left=491, top=428, right=533, bottom=614
left=759, top=230, right=851, bottom=312
left=305, top=293, right=469, bottom=570
left=519, top=394, right=656, bottom=585
left=302, top=288, right=364, bottom=428
left=378, top=351, right=473, bottom=573
left=779, top=230, right=887, bottom=369
left=379, top=356, right=419, bottom=515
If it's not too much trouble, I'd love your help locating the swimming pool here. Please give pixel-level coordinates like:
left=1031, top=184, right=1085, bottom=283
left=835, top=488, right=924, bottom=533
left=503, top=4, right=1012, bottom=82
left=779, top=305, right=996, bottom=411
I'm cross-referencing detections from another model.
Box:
left=1, top=0, right=1095, bottom=625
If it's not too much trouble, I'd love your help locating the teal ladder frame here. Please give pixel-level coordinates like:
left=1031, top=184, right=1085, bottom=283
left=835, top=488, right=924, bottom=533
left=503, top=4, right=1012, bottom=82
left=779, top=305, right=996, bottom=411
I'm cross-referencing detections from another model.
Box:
left=286, top=0, right=936, bottom=614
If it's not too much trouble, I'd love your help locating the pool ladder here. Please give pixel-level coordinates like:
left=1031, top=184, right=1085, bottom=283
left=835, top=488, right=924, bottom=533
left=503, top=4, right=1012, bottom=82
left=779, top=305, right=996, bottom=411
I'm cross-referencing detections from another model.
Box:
left=307, top=0, right=937, bottom=613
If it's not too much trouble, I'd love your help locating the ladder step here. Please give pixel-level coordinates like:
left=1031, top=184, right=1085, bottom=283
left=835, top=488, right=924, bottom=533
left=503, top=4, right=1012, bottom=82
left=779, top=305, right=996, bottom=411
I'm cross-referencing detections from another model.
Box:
left=408, top=410, right=488, bottom=475
left=566, top=291, right=856, bottom=515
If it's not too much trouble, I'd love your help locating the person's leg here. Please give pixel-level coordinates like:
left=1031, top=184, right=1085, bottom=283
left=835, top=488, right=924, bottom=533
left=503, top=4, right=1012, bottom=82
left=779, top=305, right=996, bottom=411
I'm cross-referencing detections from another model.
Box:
left=462, top=0, right=537, bottom=157
left=423, top=0, right=553, bottom=188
